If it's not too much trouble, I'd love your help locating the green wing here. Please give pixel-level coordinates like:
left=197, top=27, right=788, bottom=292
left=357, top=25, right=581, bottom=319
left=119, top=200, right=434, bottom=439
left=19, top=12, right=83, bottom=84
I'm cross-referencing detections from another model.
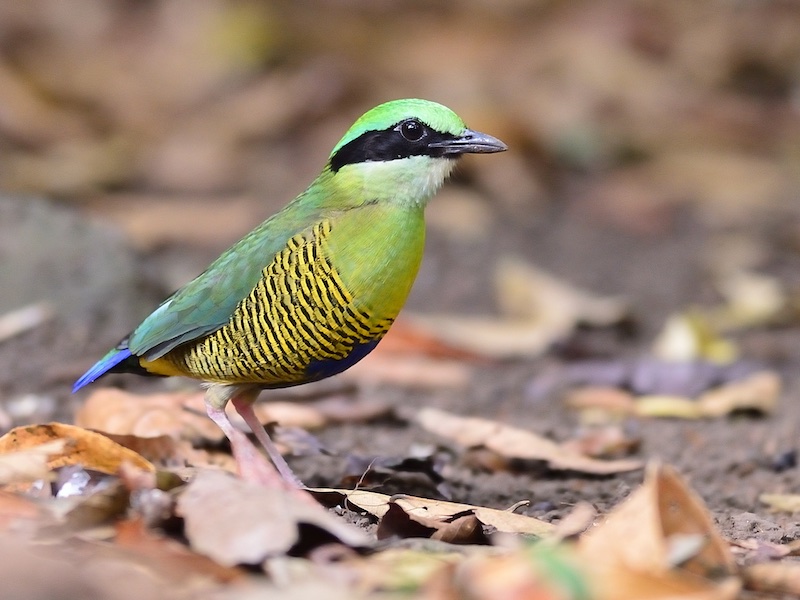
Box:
left=128, top=198, right=326, bottom=360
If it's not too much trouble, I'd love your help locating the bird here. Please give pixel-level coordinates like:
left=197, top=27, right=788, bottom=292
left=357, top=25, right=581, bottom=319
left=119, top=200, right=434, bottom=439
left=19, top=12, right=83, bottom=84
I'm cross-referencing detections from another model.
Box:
left=73, top=98, right=507, bottom=489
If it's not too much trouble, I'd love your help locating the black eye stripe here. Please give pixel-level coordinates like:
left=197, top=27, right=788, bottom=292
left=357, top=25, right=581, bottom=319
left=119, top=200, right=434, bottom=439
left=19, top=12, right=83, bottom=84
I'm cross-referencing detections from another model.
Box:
left=330, top=122, right=458, bottom=172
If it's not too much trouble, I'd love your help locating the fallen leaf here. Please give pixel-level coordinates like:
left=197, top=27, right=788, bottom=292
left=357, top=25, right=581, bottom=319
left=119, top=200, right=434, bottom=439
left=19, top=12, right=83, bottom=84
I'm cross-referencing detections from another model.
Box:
left=176, top=469, right=368, bottom=567
left=550, top=501, right=597, bottom=541
left=416, top=408, right=643, bottom=475
left=310, top=488, right=554, bottom=537
left=653, top=312, right=738, bottom=363
left=251, top=401, right=326, bottom=430
left=561, top=425, right=641, bottom=459
left=0, top=491, right=46, bottom=531
left=713, top=269, right=788, bottom=329
left=376, top=501, right=490, bottom=545
left=759, top=492, right=800, bottom=513
left=75, top=389, right=222, bottom=442
left=742, top=562, right=800, bottom=597
left=696, top=370, right=780, bottom=417
left=578, top=464, right=739, bottom=600
left=114, top=518, right=244, bottom=583
left=372, top=318, right=486, bottom=361
left=311, top=395, right=394, bottom=423
left=551, top=357, right=764, bottom=399
left=405, top=258, right=628, bottom=359
left=0, top=439, right=65, bottom=485
left=343, top=353, right=471, bottom=389
left=0, top=423, right=154, bottom=474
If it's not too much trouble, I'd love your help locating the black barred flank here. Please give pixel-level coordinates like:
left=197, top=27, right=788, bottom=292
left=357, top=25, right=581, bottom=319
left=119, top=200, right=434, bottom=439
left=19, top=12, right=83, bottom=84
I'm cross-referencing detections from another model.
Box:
left=165, top=220, right=393, bottom=386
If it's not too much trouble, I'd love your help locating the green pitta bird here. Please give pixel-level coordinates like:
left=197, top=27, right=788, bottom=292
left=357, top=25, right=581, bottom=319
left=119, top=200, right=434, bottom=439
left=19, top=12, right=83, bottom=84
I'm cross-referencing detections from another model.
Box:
left=74, top=98, right=507, bottom=487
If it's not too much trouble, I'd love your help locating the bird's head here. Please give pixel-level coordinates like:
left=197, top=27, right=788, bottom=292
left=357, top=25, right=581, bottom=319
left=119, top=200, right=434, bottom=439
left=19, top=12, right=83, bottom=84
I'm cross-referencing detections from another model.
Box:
left=326, top=99, right=507, bottom=207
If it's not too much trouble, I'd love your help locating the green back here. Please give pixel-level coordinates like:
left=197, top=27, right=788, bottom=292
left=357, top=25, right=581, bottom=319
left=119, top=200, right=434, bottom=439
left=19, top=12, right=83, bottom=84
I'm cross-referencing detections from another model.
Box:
left=128, top=196, right=326, bottom=359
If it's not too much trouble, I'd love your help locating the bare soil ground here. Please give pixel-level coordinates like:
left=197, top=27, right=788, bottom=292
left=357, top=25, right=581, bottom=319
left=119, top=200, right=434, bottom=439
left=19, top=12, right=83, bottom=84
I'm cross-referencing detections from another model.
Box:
left=4, top=192, right=800, bottom=548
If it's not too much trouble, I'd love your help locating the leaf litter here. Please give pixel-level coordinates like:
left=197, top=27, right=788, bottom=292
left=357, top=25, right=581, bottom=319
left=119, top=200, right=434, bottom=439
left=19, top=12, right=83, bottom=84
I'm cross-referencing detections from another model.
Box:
left=0, top=395, right=778, bottom=596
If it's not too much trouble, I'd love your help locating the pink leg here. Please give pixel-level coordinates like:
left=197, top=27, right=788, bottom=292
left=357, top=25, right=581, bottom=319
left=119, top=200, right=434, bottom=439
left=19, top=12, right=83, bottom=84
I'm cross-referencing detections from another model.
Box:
left=231, top=396, right=305, bottom=488
left=205, top=401, right=287, bottom=488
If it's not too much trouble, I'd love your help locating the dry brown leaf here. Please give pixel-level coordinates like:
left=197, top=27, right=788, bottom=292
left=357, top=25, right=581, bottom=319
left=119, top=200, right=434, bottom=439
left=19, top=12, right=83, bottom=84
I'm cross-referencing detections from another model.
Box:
left=0, top=491, right=46, bottom=531
left=635, top=395, right=706, bottom=419
left=579, top=464, right=739, bottom=600
left=696, top=371, right=780, bottom=417
left=342, top=353, right=471, bottom=389
left=569, top=371, right=779, bottom=420
left=405, top=258, right=628, bottom=359
left=550, top=501, right=597, bottom=541
left=310, top=488, right=554, bottom=537
left=562, top=425, right=641, bottom=459
left=713, top=269, right=787, bottom=329
left=76, top=389, right=223, bottom=442
left=0, top=439, right=65, bottom=485
left=417, top=407, right=643, bottom=475
left=742, top=561, right=800, bottom=596
left=376, top=501, right=489, bottom=545
left=114, top=518, right=244, bottom=584
left=759, top=492, right=800, bottom=513
left=251, top=401, right=326, bottom=430
left=311, top=395, right=394, bottom=423
left=0, top=423, right=154, bottom=474
left=176, top=469, right=368, bottom=567
left=371, top=317, right=486, bottom=361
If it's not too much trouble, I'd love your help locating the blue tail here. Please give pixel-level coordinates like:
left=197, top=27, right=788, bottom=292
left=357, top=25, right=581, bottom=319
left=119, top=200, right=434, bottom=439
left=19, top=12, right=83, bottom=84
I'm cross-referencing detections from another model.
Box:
left=72, top=348, right=133, bottom=393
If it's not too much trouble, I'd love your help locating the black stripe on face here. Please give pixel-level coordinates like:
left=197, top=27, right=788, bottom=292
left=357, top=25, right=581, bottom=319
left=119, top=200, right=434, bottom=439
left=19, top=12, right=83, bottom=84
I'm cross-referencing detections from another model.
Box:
left=330, top=119, right=459, bottom=172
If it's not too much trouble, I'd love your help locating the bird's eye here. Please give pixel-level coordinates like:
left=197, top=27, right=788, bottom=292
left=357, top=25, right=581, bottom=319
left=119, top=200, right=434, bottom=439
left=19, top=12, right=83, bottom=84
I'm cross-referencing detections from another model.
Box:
left=399, top=119, right=426, bottom=142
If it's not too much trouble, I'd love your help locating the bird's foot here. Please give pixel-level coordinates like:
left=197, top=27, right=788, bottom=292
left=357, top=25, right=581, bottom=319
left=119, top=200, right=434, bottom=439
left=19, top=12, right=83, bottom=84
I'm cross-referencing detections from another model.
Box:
left=205, top=398, right=312, bottom=502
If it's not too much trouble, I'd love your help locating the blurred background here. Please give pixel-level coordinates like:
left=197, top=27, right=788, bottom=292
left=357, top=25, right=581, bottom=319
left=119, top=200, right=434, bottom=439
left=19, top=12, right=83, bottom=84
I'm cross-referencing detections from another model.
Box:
left=1, top=0, right=799, bottom=417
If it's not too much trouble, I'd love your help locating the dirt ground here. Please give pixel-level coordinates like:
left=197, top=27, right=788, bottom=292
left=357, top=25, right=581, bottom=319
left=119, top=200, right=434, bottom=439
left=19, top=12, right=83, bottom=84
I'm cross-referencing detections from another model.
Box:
left=4, top=190, right=800, bottom=549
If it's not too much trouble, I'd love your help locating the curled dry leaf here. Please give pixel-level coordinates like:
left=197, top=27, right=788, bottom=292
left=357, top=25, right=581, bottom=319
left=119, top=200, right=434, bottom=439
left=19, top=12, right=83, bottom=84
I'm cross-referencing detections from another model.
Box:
left=578, top=464, right=739, bottom=600
left=416, top=408, right=642, bottom=475
left=176, top=469, right=368, bottom=567
left=0, top=423, right=154, bottom=475
left=376, top=501, right=490, bottom=545
left=310, top=488, right=554, bottom=537
left=405, top=258, right=628, bottom=359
